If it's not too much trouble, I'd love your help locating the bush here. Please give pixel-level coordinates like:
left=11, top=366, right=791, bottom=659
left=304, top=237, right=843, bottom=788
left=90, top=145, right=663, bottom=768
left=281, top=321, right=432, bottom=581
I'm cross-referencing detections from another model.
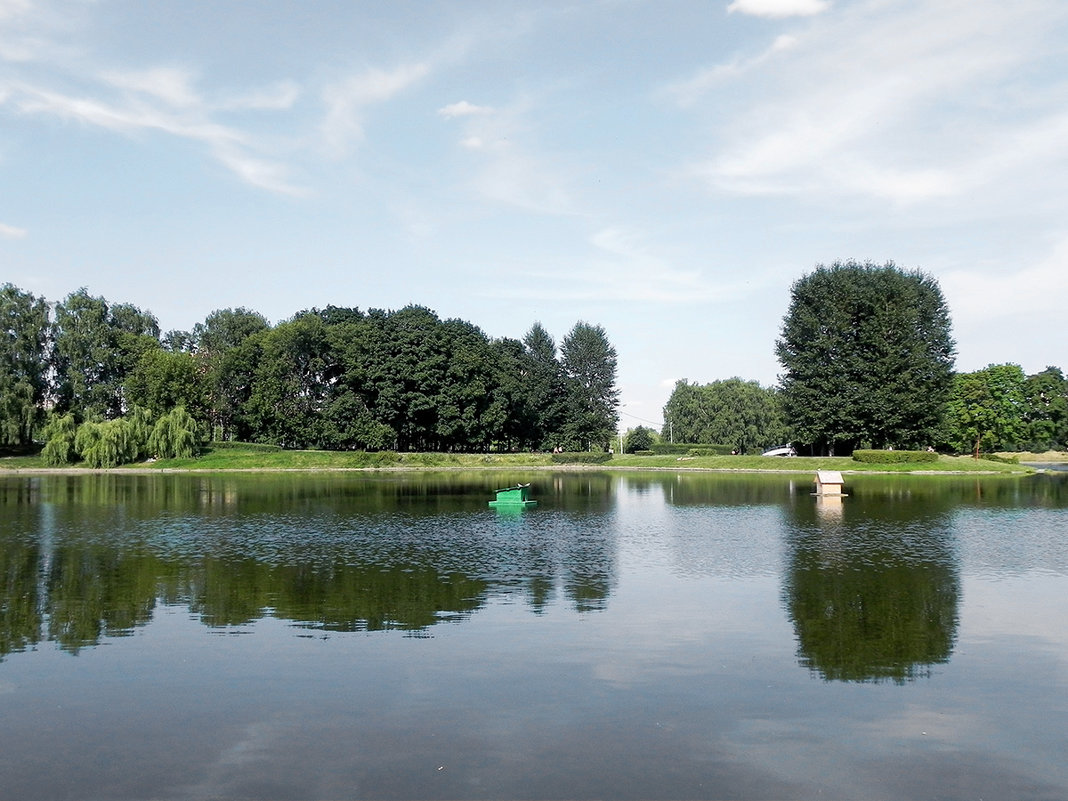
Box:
left=852, top=449, right=939, bottom=464
left=687, top=445, right=735, bottom=456
left=650, top=442, right=730, bottom=455
left=980, top=453, right=1019, bottom=464
left=208, top=441, right=283, bottom=452
left=550, top=451, right=613, bottom=464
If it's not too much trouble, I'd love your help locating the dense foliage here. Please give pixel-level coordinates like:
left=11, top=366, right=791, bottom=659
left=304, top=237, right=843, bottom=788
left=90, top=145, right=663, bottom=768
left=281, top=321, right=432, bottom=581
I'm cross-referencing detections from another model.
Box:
left=936, top=363, right=1068, bottom=456
left=776, top=261, right=956, bottom=455
left=661, top=378, right=787, bottom=454
left=851, top=449, right=939, bottom=464
left=4, top=284, right=620, bottom=462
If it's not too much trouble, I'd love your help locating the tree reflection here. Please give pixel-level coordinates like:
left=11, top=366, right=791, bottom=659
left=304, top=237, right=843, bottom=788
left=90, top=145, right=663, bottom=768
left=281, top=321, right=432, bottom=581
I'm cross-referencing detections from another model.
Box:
left=0, top=473, right=616, bottom=656
left=782, top=493, right=960, bottom=683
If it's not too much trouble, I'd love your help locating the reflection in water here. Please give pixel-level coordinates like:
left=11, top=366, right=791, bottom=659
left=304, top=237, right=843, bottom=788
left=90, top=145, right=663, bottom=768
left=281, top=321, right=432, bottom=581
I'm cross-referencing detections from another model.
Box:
left=0, top=473, right=617, bottom=657
left=782, top=488, right=960, bottom=683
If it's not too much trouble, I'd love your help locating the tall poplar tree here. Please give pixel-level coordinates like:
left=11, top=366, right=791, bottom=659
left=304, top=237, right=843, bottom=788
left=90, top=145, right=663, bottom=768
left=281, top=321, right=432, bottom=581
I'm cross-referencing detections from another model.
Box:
left=560, top=322, right=619, bottom=451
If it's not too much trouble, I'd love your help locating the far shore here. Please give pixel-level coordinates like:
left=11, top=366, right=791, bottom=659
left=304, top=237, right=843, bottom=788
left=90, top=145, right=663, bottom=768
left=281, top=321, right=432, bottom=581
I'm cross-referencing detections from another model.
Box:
left=3, top=454, right=1064, bottom=477
left=2, top=442, right=1064, bottom=477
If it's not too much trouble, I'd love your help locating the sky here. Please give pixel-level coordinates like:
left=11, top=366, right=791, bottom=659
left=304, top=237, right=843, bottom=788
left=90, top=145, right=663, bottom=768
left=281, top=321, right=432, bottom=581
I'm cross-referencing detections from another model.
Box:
left=2, top=0, right=1066, bottom=432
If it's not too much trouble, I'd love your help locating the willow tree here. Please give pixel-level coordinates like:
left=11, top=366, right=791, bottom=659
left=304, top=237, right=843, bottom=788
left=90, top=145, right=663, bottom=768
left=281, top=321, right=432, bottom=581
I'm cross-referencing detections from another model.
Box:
left=776, top=261, right=955, bottom=455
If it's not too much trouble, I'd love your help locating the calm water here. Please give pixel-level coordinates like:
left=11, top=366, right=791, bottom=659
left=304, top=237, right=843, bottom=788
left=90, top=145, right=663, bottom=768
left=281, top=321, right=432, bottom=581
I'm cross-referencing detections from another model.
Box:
left=1, top=470, right=1066, bottom=800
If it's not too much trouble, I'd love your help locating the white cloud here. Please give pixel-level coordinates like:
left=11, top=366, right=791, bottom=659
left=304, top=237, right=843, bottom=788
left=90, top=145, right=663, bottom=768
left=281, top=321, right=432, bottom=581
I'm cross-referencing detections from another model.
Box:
left=438, top=100, right=492, bottom=119
left=11, top=82, right=306, bottom=195
left=102, top=66, right=201, bottom=108
left=0, top=222, right=27, bottom=239
left=320, top=63, right=429, bottom=157
left=689, top=0, right=1068, bottom=206
left=666, top=34, right=796, bottom=106
left=727, top=0, right=830, bottom=18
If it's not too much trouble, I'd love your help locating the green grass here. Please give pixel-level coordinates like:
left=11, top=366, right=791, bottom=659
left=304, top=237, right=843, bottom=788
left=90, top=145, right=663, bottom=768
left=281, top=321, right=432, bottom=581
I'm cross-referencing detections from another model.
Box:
left=607, top=453, right=1031, bottom=473
left=0, top=443, right=1037, bottom=473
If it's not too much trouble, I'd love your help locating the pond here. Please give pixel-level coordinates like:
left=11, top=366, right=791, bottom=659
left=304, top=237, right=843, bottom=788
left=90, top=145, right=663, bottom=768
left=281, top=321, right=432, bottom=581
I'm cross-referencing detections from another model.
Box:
left=1, top=470, right=1066, bottom=800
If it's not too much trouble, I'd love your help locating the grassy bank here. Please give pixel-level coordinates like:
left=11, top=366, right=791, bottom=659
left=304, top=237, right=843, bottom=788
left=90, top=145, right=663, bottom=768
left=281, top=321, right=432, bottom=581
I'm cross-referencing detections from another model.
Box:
left=0, top=443, right=1043, bottom=473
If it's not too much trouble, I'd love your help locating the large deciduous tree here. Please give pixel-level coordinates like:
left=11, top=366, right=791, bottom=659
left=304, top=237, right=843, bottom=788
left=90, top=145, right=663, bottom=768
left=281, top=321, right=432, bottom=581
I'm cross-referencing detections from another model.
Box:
left=1022, top=367, right=1068, bottom=452
left=941, top=364, right=1028, bottom=457
left=662, top=378, right=787, bottom=454
left=776, top=261, right=955, bottom=455
left=193, top=307, right=270, bottom=441
left=0, top=284, right=51, bottom=447
left=559, top=322, right=619, bottom=451
left=52, top=288, right=160, bottom=420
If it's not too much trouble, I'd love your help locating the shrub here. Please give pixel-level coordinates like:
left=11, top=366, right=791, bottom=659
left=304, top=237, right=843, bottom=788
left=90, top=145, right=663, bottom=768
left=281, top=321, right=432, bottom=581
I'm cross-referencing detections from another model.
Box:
left=208, top=441, right=283, bottom=452
left=980, top=453, right=1019, bottom=464
left=687, top=445, right=735, bottom=456
left=852, top=449, right=939, bottom=464
left=650, top=442, right=729, bottom=455
left=550, top=451, right=613, bottom=464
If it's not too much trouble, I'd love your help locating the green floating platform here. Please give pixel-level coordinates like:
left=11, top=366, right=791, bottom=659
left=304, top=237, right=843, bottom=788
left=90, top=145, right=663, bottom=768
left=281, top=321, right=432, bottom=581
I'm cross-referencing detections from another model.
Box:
left=489, top=483, right=538, bottom=508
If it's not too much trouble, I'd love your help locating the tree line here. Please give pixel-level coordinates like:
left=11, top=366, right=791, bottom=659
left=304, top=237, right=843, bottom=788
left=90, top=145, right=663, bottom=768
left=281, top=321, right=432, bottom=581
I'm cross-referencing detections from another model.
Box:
left=660, top=261, right=1067, bottom=456
left=0, top=284, right=620, bottom=462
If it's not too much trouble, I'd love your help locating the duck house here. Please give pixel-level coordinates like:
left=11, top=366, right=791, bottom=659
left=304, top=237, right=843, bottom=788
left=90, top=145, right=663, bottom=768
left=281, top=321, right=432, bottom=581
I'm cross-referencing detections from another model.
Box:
left=814, top=470, right=846, bottom=496
left=489, top=483, right=537, bottom=508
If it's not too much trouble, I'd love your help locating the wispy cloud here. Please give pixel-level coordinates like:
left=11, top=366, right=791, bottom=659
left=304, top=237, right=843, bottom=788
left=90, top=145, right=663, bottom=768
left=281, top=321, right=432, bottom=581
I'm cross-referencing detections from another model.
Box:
left=0, top=222, right=27, bottom=239
left=440, top=96, right=575, bottom=214
left=10, top=79, right=307, bottom=195
left=727, top=0, right=831, bottom=19
left=437, top=100, right=492, bottom=119
left=685, top=0, right=1068, bottom=205
left=0, top=6, right=307, bottom=195
left=666, top=34, right=796, bottom=107
left=319, top=63, right=429, bottom=157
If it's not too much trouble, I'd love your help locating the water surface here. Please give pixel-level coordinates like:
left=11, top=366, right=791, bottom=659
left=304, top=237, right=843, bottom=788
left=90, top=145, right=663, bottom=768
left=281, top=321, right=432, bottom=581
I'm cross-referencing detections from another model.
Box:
left=1, top=470, right=1066, bottom=800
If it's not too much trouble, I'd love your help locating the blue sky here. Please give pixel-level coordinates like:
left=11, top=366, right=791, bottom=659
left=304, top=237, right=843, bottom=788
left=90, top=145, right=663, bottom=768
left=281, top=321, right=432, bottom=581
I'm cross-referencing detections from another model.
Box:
left=2, top=0, right=1066, bottom=431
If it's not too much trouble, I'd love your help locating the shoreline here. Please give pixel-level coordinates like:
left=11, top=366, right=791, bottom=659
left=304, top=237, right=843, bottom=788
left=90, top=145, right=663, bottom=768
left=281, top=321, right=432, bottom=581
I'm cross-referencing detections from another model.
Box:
left=0, top=463, right=1043, bottom=477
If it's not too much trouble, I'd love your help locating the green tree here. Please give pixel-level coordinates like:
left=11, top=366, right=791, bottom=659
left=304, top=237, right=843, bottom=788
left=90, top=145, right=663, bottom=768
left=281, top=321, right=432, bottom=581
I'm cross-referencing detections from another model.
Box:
left=522, top=322, right=567, bottom=450
left=559, top=322, right=620, bottom=451
left=192, top=308, right=270, bottom=441
left=244, top=312, right=335, bottom=448
left=776, top=261, right=956, bottom=455
left=662, top=378, right=787, bottom=453
left=0, top=284, right=51, bottom=447
left=624, top=425, right=655, bottom=453
left=941, top=364, right=1028, bottom=457
left=52, top=289, right=160, bottom=420
left=364, top=306, right=448, bottom=452
left=319, top=308, right=396, bottom=451
left=1022, top=367, right=1068, bottom=451
left=125, top=349, right=207, bottom=421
